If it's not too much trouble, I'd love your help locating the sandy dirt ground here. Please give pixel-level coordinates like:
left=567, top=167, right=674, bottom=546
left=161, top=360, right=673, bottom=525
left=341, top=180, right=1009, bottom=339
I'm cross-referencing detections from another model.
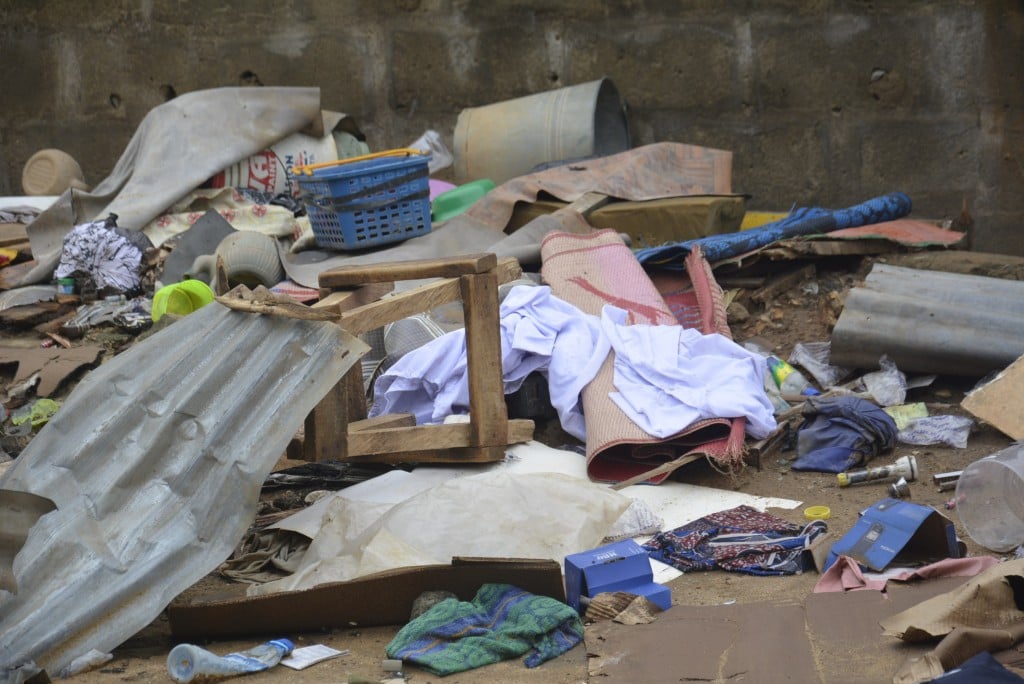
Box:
left=9, top=252, right=1019, bottom=683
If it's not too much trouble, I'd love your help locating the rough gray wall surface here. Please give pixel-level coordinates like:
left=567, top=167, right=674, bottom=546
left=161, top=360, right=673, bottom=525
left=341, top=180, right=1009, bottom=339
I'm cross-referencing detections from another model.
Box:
left=2, top=0, right=1021, bottom=253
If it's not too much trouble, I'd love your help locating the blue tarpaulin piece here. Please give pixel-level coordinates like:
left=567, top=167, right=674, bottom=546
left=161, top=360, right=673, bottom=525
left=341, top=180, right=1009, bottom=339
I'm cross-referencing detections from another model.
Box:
left=634, top=192, right=913, bottom=269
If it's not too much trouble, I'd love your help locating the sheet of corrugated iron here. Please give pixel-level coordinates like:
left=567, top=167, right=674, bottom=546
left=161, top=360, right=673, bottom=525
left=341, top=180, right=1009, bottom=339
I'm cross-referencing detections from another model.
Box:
left=831, top=263, right=1024, bottom=376
left=0, top=303, right=366, bottom=680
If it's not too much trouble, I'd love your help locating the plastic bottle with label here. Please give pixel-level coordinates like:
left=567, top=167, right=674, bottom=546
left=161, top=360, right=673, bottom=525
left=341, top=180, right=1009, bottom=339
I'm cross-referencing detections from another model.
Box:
left=167, top=639, right=294, bottom=683
left=743, top=341, right=820, bottom=398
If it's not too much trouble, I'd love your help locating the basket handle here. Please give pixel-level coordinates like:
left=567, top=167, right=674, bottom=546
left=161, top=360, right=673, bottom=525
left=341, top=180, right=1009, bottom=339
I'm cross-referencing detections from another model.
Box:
left=291, top=148, right=427, bottom=176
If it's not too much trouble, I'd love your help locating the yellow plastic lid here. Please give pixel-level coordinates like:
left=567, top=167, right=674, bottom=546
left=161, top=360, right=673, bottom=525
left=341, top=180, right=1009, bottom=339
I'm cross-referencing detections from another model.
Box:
left=804, top=505, right=832, bottom=521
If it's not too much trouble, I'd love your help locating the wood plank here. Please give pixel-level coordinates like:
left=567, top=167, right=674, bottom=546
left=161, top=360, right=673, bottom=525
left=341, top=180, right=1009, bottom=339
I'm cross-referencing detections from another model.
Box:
left=319, top=253, right=498, bottom=288
left=0, top=260, right=37, bottom=289
left=346, top=423, right=480, bottom=455
left=609, top=453, right=705, bottom=491
left=303, top=362, right=367, bottom=462
left=340, top=444, right=508, bottom=464
left=338, top=277, right=462, bottom=335
left=348, top=413, right=416, bottom=432
left=565, top=191, right=611, bottom=217
left=334, top=257, right=523, bottom=336
left=311, top=282, right=395, bottom=314
left=0, top=224, right=28, bottom=248
left=461, top=272, right=508, bottom=447
left=751, top=264, right=817, bottom=304
left=345, top=419, right=534, bottom=458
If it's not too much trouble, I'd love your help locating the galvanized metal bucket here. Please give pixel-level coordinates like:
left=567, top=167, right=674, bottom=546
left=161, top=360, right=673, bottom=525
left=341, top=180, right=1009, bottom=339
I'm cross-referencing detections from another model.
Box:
left=453, top=78, right=630, bottom=185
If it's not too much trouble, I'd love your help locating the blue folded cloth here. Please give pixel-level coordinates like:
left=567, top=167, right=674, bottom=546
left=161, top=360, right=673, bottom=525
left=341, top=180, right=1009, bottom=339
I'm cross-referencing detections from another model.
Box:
left=792, top=396, right=898, bottom=473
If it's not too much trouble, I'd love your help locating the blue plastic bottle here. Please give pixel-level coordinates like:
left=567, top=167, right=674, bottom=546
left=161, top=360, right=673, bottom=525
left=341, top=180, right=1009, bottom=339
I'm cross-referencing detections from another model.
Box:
left=166, top=638, right=294, bottom=683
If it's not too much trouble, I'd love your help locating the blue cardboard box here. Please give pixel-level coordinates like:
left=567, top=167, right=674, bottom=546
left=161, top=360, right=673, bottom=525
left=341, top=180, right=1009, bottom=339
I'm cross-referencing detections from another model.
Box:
left=825, top=498, right=960, bottom=572
left=564, top=539, right=672, bottom=613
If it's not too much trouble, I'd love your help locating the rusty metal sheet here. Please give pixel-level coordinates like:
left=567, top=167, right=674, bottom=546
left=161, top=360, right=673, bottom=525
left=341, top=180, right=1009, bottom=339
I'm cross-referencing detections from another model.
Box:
left=0, top=303, right=366, bottom=681
left=831, top=263, right=1024, bottom=376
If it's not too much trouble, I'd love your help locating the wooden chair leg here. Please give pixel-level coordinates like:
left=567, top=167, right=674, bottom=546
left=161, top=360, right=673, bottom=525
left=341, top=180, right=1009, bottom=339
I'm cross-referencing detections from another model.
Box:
left=461, top=272, right=509, bottom=448
left=303, top=362, right=367, bottom=462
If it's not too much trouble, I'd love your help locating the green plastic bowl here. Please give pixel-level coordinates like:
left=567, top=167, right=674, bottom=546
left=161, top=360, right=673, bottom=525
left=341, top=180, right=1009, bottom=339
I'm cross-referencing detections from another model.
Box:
left=431, top=179, right=496, bottom=223
left=152, top=280, right=215, bottom=322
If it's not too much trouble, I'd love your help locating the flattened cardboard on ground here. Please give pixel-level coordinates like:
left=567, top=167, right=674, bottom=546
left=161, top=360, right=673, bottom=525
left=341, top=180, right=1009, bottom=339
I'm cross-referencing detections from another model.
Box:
left=585, top=578, right=967, bottom=684
left=962, top=353, right=1024, bottom=440
left=0, top=345, right=103, bottom=396
left=586, top=599, right=819, bottom=682
left=167, top=557, right=564, bottom=639
left=806, top=577, right=971, bottom=684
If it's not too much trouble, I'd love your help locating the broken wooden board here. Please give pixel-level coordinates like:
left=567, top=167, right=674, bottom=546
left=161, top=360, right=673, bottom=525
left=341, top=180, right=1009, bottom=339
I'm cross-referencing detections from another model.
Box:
left=319, top=253, right=498, bottom=288
left=0, top=302, right=63, bottom=328
left=962, top=353, right=1024, bottom=440
left=0, top=345, right=104, bottom=396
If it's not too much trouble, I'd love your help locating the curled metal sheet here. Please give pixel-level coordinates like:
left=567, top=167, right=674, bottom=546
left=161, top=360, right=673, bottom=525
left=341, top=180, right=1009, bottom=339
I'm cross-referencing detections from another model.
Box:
left=831, top=263, right=1024, bottom=376
left=0, top=303, right=366, bottom=681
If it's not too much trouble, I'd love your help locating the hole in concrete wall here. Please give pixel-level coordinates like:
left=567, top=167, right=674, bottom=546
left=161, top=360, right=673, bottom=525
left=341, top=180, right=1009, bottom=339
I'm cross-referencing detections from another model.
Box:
left=239, top=70, right=263, bottom=86
left=109, top=93, right=121, bottom=109
left=160, top=84, right=177, bottom=101
left=548, top=71, right=560, bottom=83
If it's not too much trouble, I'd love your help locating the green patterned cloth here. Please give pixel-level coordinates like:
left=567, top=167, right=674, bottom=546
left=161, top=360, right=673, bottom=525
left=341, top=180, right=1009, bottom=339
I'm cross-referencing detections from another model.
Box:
left=385, top=583, right=583, bottom=676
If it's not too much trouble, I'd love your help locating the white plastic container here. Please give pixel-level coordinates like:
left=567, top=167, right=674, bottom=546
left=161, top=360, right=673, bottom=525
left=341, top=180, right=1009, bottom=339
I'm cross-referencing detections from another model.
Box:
left=167, top=639, right=294, bottom=683
left=955, top=443, right=1024, bottom=552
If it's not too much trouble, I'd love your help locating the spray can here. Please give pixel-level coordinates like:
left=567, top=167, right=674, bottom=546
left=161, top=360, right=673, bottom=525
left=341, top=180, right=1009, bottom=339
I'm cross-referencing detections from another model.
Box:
left=167, top=639, right=294, bottom=683
left=837, top=455, right=917, bottom=488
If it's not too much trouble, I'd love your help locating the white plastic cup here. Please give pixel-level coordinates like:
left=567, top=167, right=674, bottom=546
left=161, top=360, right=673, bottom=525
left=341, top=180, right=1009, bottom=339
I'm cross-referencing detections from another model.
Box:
left=955, top=443, right=1024, bottom=552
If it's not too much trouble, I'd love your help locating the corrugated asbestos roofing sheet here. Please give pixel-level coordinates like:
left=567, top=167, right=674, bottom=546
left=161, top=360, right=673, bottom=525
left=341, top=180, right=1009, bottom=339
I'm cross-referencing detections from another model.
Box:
left=831, top=263, right=1024, bottom=376
left=0, top=303, right=366, bottom=681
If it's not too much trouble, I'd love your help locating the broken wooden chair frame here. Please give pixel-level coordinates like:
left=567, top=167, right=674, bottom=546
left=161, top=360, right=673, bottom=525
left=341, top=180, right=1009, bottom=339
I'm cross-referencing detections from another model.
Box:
left=298, top=252, right=535, bottom=464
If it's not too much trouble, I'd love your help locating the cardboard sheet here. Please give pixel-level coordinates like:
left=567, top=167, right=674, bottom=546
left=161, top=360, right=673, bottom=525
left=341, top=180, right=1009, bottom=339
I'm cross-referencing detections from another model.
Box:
left=962, top=353, right=1024, bottom=440
left=587, top=599, right=819, bottom=682
left=586, top=578, right=967, bottom=684
left=167, top=557, right=564, bottom=639
left=0, top=345, right=104, bottom=396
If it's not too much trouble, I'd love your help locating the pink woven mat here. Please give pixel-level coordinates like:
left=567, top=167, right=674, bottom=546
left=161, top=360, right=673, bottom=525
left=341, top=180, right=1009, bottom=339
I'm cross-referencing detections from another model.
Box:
left=541, top=229, right=745, bottom=484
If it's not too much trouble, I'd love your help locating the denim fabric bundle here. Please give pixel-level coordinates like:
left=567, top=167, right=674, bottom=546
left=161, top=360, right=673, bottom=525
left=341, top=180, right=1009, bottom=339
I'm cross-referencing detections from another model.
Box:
left=792, top=396, right=898, bottom=473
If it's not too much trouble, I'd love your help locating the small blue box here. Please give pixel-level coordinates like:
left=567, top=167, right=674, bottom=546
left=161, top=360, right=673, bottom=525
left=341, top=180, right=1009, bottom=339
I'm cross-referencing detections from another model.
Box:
left=564, top=539, right=672, bottom=613
left=825, top=498, right=960, bottom=573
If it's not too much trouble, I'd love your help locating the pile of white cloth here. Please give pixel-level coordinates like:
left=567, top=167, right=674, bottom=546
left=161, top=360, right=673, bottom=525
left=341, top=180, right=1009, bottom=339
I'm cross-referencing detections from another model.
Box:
left=369, top=285, right=777, bottom=441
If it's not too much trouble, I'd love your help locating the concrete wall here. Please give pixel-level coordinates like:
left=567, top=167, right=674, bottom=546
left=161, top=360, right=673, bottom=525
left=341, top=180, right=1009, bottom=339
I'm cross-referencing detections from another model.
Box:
left=2, top=0, right=1021, bottom=253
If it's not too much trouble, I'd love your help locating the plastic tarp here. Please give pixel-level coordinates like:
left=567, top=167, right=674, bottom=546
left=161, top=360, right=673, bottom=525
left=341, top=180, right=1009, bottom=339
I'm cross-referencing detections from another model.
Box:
left=14, top=86, right=324, bottom=287
left=0, top=303, right=366, bottom=682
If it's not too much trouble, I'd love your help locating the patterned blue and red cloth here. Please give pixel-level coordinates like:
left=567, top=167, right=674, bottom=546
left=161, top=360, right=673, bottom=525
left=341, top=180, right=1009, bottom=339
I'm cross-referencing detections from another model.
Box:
left=643, top=505, right=828, bottom=576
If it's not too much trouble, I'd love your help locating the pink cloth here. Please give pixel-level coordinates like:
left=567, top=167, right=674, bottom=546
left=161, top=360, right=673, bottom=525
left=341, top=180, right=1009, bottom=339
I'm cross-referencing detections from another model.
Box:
left=428, top=179, right=456, bottom=201
left=814, top=555, right=1001, bottom=593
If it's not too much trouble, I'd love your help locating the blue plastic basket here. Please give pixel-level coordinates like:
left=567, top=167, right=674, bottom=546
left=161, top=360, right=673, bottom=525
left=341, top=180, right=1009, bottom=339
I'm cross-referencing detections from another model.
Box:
left=294, top=150, right=432, bottom=251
